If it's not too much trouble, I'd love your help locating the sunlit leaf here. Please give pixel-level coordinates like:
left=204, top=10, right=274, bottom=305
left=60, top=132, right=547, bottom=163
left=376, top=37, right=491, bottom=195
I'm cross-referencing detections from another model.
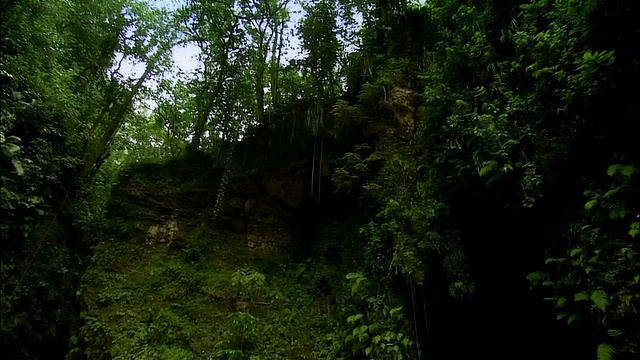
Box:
left=570, top=248, right=582, bottom=257
left=584, top=199, right=598, bottom=210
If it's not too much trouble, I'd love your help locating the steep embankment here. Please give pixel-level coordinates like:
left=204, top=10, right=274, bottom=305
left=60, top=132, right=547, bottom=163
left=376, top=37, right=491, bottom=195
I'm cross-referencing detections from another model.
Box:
left=75, top=157, right=337, bottom=359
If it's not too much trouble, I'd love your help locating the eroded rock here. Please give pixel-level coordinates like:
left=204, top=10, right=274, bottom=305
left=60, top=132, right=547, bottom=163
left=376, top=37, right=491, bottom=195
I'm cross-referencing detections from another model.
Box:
left=385, top=87, right=416, bottom=139
left=146, top=218, right=179, bottom=246
left=223, top=170, right=305, bottom=250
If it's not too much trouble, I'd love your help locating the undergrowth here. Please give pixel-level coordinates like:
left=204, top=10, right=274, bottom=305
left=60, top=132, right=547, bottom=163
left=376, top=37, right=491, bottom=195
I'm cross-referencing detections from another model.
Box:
left=75, top=162, right=340, bottom=359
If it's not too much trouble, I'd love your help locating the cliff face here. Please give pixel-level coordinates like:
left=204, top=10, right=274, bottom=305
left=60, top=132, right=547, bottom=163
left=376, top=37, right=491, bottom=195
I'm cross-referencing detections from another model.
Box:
left=221, top=169, right=305, bottom=250
left=75, top=151, right=338, bottom=359
left=110, top=161, right=308, bottom=252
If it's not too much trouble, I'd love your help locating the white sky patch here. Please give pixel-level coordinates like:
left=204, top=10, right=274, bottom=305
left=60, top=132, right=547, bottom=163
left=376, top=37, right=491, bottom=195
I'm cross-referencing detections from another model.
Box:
left=171, top=43, right=201, bottom=76
left=111, top=52, right=146, bottom=80
left=148, top=0, right=184, bottom=11
left=284, top=1, right=305, bottom=63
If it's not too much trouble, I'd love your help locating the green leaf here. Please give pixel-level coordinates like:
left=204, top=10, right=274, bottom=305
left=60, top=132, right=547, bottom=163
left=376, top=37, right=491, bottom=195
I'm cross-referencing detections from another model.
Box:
left=5, top=135, right=21, bottom=144
left=556, top=296, right=567, bottom=308
left=609, top=207, right=628, bottom=219
left=567, top=314, right=580, bottom=325
left=629, top=222, right=639, bottom=237
left=2, top=143, right=20, bottom=157
left=545, top=257, right=566, bottom=265
left=584, top=199, right=598, bottom=210
left=570, top=248, right=582, bottom=257
left=501, top=164, right=514, bottom=173
left=607, top=329, right=623, bottom=338
left=12, top=159, right=24, bottom=176
left=621, top=165, right=636, bottom=177
left=597, top=343, right=616, bottom=360
left=604, top=187, right=622, bottom=197
left=607, top=164, right=622, bottom=176
left=346, top=272, right=363, bottom=280
left=574, top=292, right=589, bottom=301
left=389, top=307, right=402, bottom=316
left=526, top=271, right=545, bottom=287
left=591, top=290, right=610, bottom=311
left=479, top=160, right=499, bottom=177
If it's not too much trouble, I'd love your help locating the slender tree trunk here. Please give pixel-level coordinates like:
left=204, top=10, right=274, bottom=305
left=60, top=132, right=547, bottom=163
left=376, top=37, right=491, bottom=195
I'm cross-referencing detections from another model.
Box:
left=270, top=17, right=281, bottom=112
left=189, top=19, right=238, bottom=151
left=317, top=137, right=323, bottom=200
left=88, top=81, right=118, bottom=137
left=310, top=136, right=317, bottom=196
left=81, top=62, right=154, bottom=178
left=289, top=117, right=296, bottom=145
left=256, top=61, right=265, bottom=125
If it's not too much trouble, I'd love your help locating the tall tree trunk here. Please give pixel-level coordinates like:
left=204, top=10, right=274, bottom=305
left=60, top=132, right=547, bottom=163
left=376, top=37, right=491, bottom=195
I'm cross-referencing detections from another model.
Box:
left=270, top=17, right=282, bottom=112
left=310, top=136, right=317, bottom=196
left=255, top=29, right=268, bottom=126
left=256, top=61, right=265, bottom=125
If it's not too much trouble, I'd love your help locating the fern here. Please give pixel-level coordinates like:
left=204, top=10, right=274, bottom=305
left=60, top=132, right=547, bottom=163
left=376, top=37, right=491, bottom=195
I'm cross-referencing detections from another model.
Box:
left=567, top=314, right=580, bottom=325
left=597, top=343, right=616, bottom=360
left=574, top=292, right=589, bottom=301
left=591, top=289, right=610, bottom=311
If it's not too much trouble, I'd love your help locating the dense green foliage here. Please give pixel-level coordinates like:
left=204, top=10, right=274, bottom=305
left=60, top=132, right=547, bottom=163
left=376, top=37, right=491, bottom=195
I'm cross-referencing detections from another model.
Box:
left=332, top=0, right=639, bottom=357
left=1, top=0, right=639, bottom=358
left=1, top=0, right=125, bottom=356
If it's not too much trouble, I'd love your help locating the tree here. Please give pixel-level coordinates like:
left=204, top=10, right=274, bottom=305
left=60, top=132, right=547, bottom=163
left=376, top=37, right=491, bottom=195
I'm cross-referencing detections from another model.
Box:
left=82, top=1, right=176, bottom=177
left=239, top=0, right=290, bottom=126
left=299, top=0, right=341, bottom=134
left=0, top=0, right=138, bottom=357
left=181, top=0, right=242, bottom=151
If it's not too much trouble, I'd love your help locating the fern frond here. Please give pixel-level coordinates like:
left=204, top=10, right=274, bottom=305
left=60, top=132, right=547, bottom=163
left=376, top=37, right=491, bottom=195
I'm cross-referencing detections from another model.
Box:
left=591, top=289, right=610, bottom=311
left=597, top=343, right=616, bottom=360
